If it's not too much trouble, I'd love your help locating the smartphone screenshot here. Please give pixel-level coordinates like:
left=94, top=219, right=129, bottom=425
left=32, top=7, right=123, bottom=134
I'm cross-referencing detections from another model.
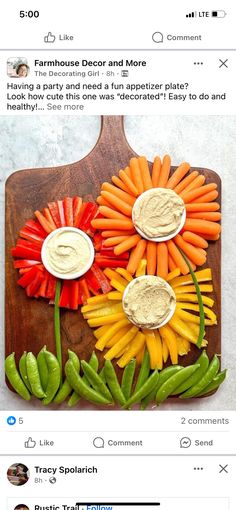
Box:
left=0, top=1, right=235, bottom=509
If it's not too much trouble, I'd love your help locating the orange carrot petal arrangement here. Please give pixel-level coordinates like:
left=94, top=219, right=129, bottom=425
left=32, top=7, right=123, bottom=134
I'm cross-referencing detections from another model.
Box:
left=91, top=155, right=221, bottom=275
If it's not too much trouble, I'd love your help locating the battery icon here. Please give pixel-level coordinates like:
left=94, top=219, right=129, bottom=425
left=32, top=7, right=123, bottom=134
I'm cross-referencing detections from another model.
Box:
left=211, top=10, right=227, bottom=17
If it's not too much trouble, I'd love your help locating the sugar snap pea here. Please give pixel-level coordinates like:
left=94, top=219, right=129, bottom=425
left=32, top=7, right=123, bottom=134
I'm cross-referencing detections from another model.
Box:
left=68, top=352, right=99, bottom=407
left=19, top=352, right=32, bottom=392
left=81, top=360, right=113, bottom=402
left=43, top=351, right=61, bottom=405
left=121, top=359, right=136, bottom=400
left=99, top=366, right=106, bottom=383
left=172, top=350, right=209, bottom=395
left=155, top=365, right=183, bottom=392
left=140, top=385, right=158, bottom=410
left=123, top=370, right=159, bottom=409
left=5, top=353, right=31, bottom=401
left=195, top=369, right=227, bottom=397
left=134, top=350, right=150, bottom=393
left=54, top=350, right=80, bottom=404
left=65, top=360, right=112, bottom=405
left=180, top=355, right=220, bottom=399
left=26, top=352, right=45, bottom=398
left=104, top=360, right=126, bottom=406
left=37, top=346, right=49, bottom=392
left=156, top=364, right=200, bottom=404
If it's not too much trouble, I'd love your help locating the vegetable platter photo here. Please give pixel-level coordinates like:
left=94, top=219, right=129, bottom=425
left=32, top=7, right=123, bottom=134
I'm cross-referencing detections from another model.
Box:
left=5, top=116, right=225, bottom=410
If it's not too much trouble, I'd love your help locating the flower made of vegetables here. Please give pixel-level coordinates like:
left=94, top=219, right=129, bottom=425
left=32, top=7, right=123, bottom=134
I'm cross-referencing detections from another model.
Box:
left=11, top=197, right=116, bottom=309
left=82, top=266, right=217, bottom=369
left=91, top=155, right=221, bottom=276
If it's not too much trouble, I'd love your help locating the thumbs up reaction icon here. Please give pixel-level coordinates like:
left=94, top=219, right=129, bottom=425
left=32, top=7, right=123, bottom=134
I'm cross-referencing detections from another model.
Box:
left=44, top=32, right=56, bottom=43
left=24, top=437, right=36, bottom=448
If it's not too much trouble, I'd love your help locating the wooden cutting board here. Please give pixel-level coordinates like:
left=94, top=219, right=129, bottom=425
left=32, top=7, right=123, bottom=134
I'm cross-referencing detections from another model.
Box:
left=5, top=115, right=221, bottom=392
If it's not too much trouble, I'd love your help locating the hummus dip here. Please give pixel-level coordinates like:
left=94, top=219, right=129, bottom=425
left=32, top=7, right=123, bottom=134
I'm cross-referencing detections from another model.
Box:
left=123, top=275, right=176, bottom=329
left=45, top=229, right=91, bottom=277
left=133, top=188, right=185, bottom=239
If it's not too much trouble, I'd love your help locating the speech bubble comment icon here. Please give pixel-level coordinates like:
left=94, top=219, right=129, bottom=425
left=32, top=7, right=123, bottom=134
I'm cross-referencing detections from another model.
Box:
left=93, top=436, right=105, bottom=448
left=152, top=32, right=164, bottom=43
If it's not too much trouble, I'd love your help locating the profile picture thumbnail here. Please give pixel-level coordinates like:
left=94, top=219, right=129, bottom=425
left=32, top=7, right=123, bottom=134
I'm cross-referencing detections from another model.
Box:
left=14, top=505, right=30, bottom=510
left=7, top=463, right=30, bottom=486
left=7, top=57, right=30, bottom=78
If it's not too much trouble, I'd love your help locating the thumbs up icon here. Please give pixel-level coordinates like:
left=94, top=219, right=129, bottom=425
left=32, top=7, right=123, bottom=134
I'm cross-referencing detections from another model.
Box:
left=44, top=32, right=56, bottom=43
left=24, top=437, right=36, bottom=448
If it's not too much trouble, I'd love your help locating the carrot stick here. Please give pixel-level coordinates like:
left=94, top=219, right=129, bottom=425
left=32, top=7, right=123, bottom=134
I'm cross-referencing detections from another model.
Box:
left=138, top=156, right=153, bottom=190
left=182, top=218, right=221, bottom=236
left=201, top=233, right=220, bottom=241
left=174, top=171, right=198, bottom=194
left=101, top=229, right=136, bottom=238
left=91, top=218, right=134, bottom=230
left=114, top=234, right=141, bottom=256
left=124, top=166, right=132, bottom=178
left=157, top=242, right=168, bottom=279
left=152, top=156, right=161, bottom=187
left=166, top=162, right=190, bottom=190
left=180, top=174, right=205, bottom=195
left=127, top=240, right=147, bottom=275
left=182, top=231, right=208, bottom=249
left=187, top=212, right=221, bottom=221
left=186, top=257, right=196, bottom=272
left=174, top=235, right=206, bottom=266
left=167, top=240, right=189, bottom=275
left=97, top=196, right=116, bottom=208
left=99, top=205, right=128, bottom=221
left=168, top=254, right=177, bottom=271
left=185, top=202, right=220, bottom=212
left=111, top=175, right=131, bottom=194
left=34, top=210, right=54, bottom=234
left=101, top=191, right=133, bottom=217
left=130, top=158, right=144, bottom=195
left=194, top=190, right=219, bottom=203
left=181, top=183, right=217, bottom=204
left=43, top=208, right=57, bottom=229
left=119, top=168, right=139, bottom=196
left=147, top=241, right=157, bottom=275
left=103, top=236, right=130, bottom=247
left=101, top=182, right=136, bottom=206
left=158, top=154, right=171, bottom=188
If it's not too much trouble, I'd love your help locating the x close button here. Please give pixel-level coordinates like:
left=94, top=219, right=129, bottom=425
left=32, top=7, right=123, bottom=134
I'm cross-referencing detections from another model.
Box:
left=219, top=464, right=228, bottom=473
left=219, top=59, right=228, bottom=68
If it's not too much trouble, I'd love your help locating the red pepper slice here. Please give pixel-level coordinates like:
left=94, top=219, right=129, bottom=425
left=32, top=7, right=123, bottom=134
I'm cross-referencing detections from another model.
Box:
left=24, top=220, right=48, bottom=238
left=80, top=203, right=98, bottom=232
left=19, top=267, right=32, bottom=275
left=12, top=246, right=42, bottom=262
left=17, top=266, right=40, bottom=288
left=16, top=239, right=42, bottom=252
left=57, top=201, right=66, bottom=227
left=74, top=202, right=87, bottom=228
left=38, top=273, right=49, bottom=298
left=89, top=263, right=112, bottom=293
left=77, top=282, right=83, bottom=305
left=26, top=270, right=44, bottom=297
left=79, top=278, right=91, bottom=304
left=46, top=274, right=57, bottom=299
left=59, top=280, right=70, bottom=308
left=48, top=202, right=61, bottom=228
left=73, top=196, right=83, bottom=227
left=64, top=197, right=74, bottom=227
left=94, top=256, right=128, bottom=269
left=93, top=233, right=103, bottom=251
left=14, top=259, right=40, bottom=269
left=69, top=280, right=79, bottom=310
left=19, top=228, right=44, bottom=246
left=99, top=248, right=129, bottom=260
left=85, top=269, right=101, bottom=292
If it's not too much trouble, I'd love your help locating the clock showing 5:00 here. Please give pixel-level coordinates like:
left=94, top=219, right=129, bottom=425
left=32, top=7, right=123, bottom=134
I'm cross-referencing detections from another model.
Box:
left=19, top=10, right=40, bottom=18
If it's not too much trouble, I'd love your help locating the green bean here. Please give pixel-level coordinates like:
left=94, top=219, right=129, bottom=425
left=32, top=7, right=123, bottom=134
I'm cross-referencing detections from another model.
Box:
left=172, top=350, right=209, bottom=395
left=123, top=370, right=159, bottom=409
left=121, top=359, right=136, bottom=400
left=104, top=360, right=126, bottom=406
left=26, top=352, right=45, bottom=398
left=54, top=280, right=62, bottom=383
left=5, top=353, right=31, bottom=401
left=65, top=360, right=112, bottom=405
left=54, top=350, right=80, bottom=404
left=68, top=352, right=99, bottom=407
left=19, top=352, right=32, bottom=392
left=156, top=365, right=200, bottom=404
left=81, top=360, right=113, bottom=402
left=43, top=351, right=61, bottom=405
left=180, top=355, right=220, bottom=398
left=134, top=350, right=150, bottom=392
left=37, top=346, right=49, bottom=392
left=155, top=365, right=183, bottom=392
left=195, top=369, right=227, bottom=397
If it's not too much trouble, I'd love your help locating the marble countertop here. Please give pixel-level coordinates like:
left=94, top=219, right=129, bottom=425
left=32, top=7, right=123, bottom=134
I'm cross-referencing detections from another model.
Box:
left=1, top=115, right=236, bottom=411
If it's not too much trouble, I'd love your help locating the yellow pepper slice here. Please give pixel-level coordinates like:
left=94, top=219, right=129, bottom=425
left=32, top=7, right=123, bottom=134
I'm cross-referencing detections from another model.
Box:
left=166, top=268, right=181, bottom=282
left=86, top=294, right=108, bottom=305
left=88, top=312, right=126, bottom=328
left=162, top=338, right=169, bottom=363
left=106, top=326, right=132, bottom=348
left=107, top=291, right=123, bottom=300
left=136, top=259, right=147, bottom=277
left=104, top=326, right=138, bottom=360
left=95, top=318, right=131, bottom=350
left=94, top=324, right=110, bottom=340
left=136, top=345, right=145, bottom=365
left=110, top=279, right=127, bottom=293
left=168, top=315, right=197, bottom=343
left=176, top=302, right=217, bottom=324
left=143, top=330, right=160, bottom=370
left=103, top=268, right=128, bottom=287
left=176, top=294, right=214, bottom=308
left=159, top=324, right=178, bottom=365
left=117, top=331, right=145, bottom=367
left=175, top=308, right=215, bottom=326
left=170, top=268, right=212, bottom=288
left=116, top=268, right=133, bottom=282
left=174, top=284, right=213, bottom=294
left=176, top=336, right=191, bottom=356
left=83, top=302, right=123, bottom=319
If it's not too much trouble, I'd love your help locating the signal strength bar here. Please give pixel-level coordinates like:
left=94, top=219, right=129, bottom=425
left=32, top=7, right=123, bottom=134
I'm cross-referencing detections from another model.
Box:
left=186, top=11, right=197, bottom=18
